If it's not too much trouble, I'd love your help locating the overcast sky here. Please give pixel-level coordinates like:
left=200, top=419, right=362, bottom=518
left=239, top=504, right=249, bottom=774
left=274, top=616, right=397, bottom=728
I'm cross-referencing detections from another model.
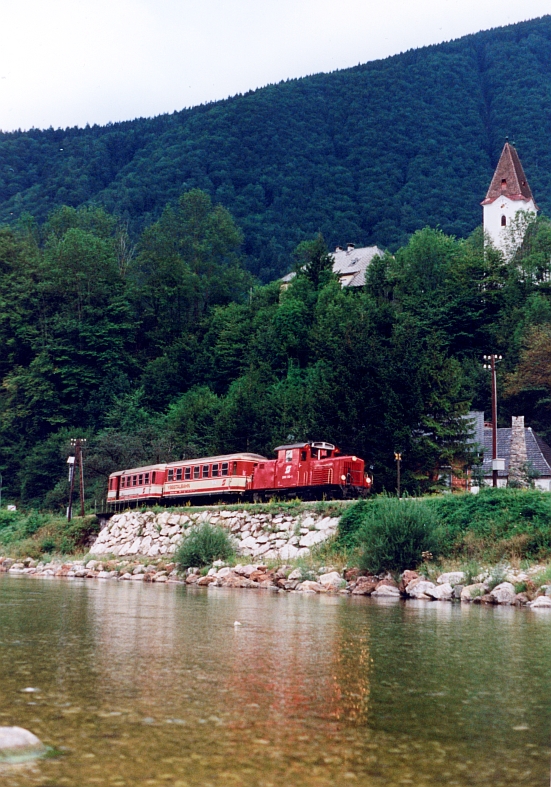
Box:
left=0, top=0, right=550, bottom=132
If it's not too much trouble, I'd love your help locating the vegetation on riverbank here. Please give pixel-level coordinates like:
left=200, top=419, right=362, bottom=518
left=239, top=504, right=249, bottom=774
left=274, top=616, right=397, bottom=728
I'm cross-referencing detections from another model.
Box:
left=335, top=489, right=551, bottom=570
left=0, top=509, right=99, bottom=559
left=3, top=487, right=551, bottom=572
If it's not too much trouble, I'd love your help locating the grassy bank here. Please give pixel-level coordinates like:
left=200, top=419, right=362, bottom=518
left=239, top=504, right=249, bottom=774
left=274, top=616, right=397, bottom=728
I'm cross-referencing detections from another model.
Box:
left=335, top=489, right=551, bottom=572
left=0, top=510, right=100, bottom=559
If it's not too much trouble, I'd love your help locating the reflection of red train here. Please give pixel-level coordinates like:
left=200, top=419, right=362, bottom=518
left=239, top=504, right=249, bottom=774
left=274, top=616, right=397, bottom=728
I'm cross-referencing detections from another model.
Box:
left=107, top=441, right=372, bottom=509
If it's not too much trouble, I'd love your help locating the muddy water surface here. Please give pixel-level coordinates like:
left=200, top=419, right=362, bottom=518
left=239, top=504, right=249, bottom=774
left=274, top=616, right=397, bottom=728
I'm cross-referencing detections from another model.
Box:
left=0, top=575, right=550, bottom=786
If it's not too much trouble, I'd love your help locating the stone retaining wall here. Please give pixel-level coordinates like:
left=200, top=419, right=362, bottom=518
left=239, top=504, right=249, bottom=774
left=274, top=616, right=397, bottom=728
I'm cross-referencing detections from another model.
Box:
left=91, top=508, right=340, bottom=560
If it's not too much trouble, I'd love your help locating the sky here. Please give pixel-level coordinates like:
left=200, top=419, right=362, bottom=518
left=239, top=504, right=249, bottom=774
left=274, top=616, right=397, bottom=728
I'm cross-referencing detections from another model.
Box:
left=1, top=0, right=550, bottom=133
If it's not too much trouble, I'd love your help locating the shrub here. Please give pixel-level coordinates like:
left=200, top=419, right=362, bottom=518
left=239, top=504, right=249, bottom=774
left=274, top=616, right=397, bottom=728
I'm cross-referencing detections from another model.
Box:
left=355, top=497, right=440, bottom=574
left=336, top=499, right=370, bottom=549
left=175, top=523, right=236, bottom=569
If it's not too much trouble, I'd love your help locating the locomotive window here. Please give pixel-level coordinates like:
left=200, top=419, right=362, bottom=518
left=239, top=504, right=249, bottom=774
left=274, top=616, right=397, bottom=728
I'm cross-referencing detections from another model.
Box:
left=120, top=478, right=124, bottom=488
left=167, top=469, right=174, bottom=481
left=202, top=465, right=209, bottom=478
left=184, top=467, right=191, bottom=480
left=301, top=450, right=307, bottom=461
left=152, top=472, right=156, bottom=483
left=193, top=466, right=200, bottom=479
left=221, top=462, right=228, bottom=476
left=212, top=464, right=219, bottom=477
left=285, top=450, right=293, bottom=462
left=138, top=474, right=143, bottom=485
left=132, top=475, right=137, bottom=486
left=145, top=472, right=150, bottom=484
left=232, top=461, right=238, bottom=475
left=176, top=468, right=182, bottom=481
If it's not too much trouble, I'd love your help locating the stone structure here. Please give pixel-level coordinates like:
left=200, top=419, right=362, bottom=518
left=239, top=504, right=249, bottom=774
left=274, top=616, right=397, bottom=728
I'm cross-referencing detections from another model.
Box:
left=90, top=508, right=340, bottom=561
left=508, top=415, right=529, bottom=488
left=480, top=415, right=551, bottom=490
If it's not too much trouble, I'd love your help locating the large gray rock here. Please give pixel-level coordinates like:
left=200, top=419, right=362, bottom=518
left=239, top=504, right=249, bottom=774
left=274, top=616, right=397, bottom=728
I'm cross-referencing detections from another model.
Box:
left=489, top=582, right=516, bottom=605
left=437, top=572, right=465, bottom=586
left=530, top=595, right=551, bottom=609
left=461, top=583, right=486, bottom=602
left=406, top=579, right=436, bottom=599
left=371, top=585, right=400, bottom=598
left=0, top=727, right=46, bottom=762
left=297, top=580, right=325, bottom=593
left=426, top=582, right=453, bottom=601
left=299, top=530, right=327, bottom=548
left=318, top=571, right=342, bottom=589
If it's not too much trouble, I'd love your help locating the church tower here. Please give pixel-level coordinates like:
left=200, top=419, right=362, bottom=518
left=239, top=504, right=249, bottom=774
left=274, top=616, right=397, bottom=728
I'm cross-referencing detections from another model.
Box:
left=481, top=142, right=537, bottom=255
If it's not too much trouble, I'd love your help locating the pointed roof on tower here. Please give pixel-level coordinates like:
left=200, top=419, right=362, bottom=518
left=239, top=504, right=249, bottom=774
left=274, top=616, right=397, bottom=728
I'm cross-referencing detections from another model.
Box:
left=481, top=142, right=537, bottom=207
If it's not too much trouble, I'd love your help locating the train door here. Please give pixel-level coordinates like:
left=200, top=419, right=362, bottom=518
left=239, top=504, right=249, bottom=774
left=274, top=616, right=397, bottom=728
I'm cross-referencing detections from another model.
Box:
left=275, top=448, right=300, bottom=488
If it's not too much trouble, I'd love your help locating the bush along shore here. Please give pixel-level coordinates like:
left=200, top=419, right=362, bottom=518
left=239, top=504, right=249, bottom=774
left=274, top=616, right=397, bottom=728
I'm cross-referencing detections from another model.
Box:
left=3, top=490, right=551, bottom=609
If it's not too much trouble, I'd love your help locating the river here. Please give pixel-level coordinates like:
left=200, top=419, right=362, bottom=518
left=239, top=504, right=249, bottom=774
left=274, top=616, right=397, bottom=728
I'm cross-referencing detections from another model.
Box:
left=0, top=575, right=550, bottom=786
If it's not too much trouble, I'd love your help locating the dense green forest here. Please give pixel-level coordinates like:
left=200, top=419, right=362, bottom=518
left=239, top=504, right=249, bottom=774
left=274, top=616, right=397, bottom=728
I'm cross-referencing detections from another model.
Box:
left=3, top=17, right=551, bottom=280
left=1, top=188, right=551, bottom=509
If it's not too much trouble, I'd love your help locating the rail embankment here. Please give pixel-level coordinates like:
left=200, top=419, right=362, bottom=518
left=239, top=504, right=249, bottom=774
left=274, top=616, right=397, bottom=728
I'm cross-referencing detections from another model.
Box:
left=3, top=491, right=551, bottom=609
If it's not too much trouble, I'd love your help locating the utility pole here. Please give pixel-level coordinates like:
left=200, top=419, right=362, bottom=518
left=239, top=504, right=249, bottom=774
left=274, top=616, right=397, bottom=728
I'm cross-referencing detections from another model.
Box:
left=394, top=452, right=402, bottom=498
left=69, top=438, right=87, bottom=517
left=483, top=355, right=503, bottom=487
left=67, top=456, right=75, bottom=521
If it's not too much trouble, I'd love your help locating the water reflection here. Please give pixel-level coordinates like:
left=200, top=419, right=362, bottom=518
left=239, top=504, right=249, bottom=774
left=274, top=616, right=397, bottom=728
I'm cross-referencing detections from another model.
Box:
left=0, top=576, right=550, bottom=786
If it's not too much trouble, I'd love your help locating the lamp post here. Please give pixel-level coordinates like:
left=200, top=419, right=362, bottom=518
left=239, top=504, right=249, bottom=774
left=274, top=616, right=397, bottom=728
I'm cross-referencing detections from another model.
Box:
left=394, top=452, right=402, bottom=498
left=483, top=355, right=503, bottom=487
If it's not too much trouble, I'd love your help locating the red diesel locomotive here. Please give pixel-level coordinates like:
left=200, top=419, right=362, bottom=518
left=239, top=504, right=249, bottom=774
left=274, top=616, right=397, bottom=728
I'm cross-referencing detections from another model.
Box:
left=107, top=441, right=371, bottom=509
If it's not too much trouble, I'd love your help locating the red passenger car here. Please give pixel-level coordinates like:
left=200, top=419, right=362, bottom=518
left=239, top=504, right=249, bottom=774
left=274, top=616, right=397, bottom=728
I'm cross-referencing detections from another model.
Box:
left=107, top=463, right=167, bottom=509
left=162, top=452, right=266, bottom=501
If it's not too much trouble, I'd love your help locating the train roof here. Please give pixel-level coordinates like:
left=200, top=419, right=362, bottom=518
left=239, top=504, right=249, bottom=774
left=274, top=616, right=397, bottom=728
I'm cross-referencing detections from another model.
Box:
left=113, top=463, right=167, bottom=476
left=166, top=452, right=267, bottom=467
left=273, top=441, right=336, bottom=451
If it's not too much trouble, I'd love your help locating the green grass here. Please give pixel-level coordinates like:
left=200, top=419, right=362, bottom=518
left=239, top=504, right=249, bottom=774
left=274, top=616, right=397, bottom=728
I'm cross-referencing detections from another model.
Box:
left=334, top=489, right=551, bottom=571
left=0, top=510, right=99, bottom=559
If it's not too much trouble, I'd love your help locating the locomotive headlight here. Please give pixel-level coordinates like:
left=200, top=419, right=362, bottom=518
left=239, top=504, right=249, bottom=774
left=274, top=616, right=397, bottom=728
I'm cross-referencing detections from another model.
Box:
left=352, top=456, right=357, bottom=462
left=341, top=474, right=346, bottom=481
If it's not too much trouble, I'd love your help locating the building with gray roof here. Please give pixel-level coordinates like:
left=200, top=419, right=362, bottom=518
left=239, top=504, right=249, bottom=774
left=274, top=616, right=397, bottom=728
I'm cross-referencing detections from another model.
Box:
left=281, top=243, right=384, bottom=288
left=479, top=415, right=551, bottom=490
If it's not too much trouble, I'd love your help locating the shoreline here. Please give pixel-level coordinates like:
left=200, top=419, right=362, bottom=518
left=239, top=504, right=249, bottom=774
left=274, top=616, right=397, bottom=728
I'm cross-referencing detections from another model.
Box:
left=2, top=556, right=551, bottom=609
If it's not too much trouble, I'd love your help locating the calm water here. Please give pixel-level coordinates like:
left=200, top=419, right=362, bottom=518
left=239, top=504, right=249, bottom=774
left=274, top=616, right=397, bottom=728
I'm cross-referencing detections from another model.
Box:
left=0, top=576, right=550, bottom=786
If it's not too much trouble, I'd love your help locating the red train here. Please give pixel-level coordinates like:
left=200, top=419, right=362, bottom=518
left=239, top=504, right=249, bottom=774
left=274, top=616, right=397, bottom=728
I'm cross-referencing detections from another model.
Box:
left=107, top=441, right=371, bottom=509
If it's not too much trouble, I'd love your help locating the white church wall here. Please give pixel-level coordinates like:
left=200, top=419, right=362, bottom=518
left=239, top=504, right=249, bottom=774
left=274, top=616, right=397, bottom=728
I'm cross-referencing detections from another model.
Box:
left=483, top=197, right=536, bottom=255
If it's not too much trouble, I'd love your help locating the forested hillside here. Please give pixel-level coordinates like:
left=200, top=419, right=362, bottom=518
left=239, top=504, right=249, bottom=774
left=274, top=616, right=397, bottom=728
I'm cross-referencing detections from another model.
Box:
left=3, top=16, right=551, bottom=280
left=1, top=190, right=551, bottom=508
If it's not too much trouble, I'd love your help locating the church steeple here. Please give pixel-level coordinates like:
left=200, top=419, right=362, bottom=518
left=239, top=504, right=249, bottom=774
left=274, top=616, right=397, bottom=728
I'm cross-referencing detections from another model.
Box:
left=481, top=142, right=537, bottom=255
